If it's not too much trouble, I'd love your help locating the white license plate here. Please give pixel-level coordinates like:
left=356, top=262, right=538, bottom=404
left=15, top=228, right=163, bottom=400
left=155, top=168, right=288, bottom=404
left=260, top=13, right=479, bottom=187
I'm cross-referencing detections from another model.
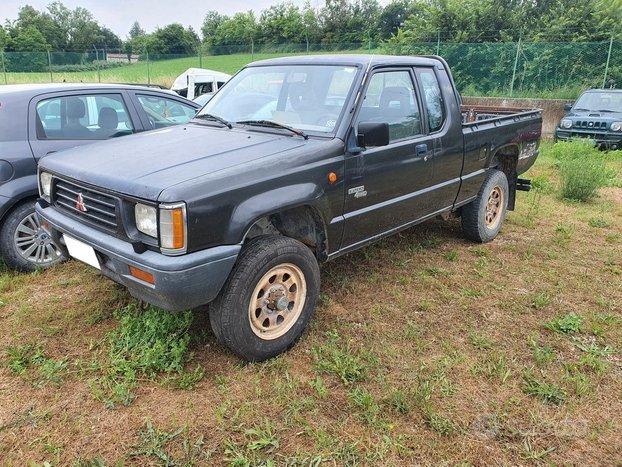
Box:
left=64, top=235, right=100, bottom=270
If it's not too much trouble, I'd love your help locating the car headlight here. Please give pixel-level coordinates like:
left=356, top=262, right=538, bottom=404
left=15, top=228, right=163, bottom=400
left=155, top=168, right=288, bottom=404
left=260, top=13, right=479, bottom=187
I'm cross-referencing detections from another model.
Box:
left=560, top=119, right=572, bottom=129
left=134, top=203, right=157, bottom=238
left=611, top=122, right=622, bottom=132
left=159, top=203, right=187, bottom=254
left=39, top=171, right=52, bottom=198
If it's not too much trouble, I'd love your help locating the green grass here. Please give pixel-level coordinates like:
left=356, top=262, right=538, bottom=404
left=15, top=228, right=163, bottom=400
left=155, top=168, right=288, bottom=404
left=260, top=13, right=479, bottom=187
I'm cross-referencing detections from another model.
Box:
left=89, top=303, right=198, bottom=408
left=550, top=140, right=619, bottom=202
left=5, top=343, right=67, bottom=385
left=522, top=372, right=566, bottom=405
left=312, top=330, right=375, bottom=384
left=545, top=313, right=583, bottom=334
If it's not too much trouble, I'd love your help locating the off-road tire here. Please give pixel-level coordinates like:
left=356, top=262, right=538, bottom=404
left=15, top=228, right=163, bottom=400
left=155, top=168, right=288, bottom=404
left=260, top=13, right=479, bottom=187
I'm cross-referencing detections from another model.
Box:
left=0, top=200, right=64, bottom=272
left=209, top=235, right=320, bottom=362
left=461, top=169, right=509, bottom=243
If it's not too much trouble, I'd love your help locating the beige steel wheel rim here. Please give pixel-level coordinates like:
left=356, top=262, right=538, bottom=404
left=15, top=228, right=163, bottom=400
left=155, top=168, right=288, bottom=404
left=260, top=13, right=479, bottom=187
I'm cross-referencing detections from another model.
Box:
left=248, top=263, right=307, bottom=340
left=485, top=185, right=504, bottom=229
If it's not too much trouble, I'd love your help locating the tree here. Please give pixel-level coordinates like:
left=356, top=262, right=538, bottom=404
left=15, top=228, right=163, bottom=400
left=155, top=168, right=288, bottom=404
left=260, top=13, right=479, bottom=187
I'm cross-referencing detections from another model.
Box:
left=301, top=2, right=321, bottom=47
left=378, top=0, right=410, bottom=39
left=149, top=23, right=199, bottom=55
left=7, top=26, right=49, bottom=71
left=95, top=27, right=121, bottom=50
left=129, top=21, right=145, bottom=40
left=258, top=3, right=306, bottom=46
left=349, top=0, right=382, bottom=45
left=389, top=0, right=523, bottom=43
left=201, top=11, right=226, bottom=45
left=213, top=12, right=257, bottom=51
left=0, top=26, right=7, bottom=50
left=14, top=4, right=66, bottom=49
left=320, top=0, right=353, bottom=44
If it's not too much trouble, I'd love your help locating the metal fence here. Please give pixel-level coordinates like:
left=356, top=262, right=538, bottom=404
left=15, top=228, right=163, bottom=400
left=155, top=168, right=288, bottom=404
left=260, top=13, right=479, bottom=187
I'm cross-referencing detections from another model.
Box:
left=1, top=40, right=620, bottom=98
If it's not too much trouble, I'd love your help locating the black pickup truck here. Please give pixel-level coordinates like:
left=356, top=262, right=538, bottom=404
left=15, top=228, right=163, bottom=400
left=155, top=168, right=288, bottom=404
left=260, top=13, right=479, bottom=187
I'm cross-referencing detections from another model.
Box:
left=37, top=55, right=542, bottom=361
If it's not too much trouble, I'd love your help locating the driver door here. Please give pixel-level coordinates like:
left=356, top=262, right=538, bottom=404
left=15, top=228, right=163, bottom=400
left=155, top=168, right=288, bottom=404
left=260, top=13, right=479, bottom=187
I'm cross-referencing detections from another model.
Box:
left=341, top=68, right=435, bottom=249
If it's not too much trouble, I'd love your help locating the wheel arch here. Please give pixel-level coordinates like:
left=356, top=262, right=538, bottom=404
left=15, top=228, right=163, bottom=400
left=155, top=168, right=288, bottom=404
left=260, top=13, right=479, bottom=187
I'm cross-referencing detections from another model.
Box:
left=0, top=192, right=39, bottom=226
left=241, top=204, right=329, bottom=261
left=488, top=143, right=519, bottom=210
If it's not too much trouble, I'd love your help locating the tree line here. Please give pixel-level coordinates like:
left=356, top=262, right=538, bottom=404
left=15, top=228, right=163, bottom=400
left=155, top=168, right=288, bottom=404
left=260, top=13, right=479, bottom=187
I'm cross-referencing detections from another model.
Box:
left=1, top=0, right=621, bottom=57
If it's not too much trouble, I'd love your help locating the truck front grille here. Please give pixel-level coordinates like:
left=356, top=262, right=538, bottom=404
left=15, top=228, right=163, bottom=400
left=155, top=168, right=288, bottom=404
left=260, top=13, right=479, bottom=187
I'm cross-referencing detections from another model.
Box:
left=574, top=120, right=607, bottom=130
left=53, top=179, right=119, bottom=232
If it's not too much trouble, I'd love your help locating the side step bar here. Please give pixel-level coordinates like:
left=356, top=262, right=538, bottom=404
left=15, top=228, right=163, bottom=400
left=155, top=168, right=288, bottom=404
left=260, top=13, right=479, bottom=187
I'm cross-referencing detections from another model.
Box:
left=516, top=178, right=531, bottom=191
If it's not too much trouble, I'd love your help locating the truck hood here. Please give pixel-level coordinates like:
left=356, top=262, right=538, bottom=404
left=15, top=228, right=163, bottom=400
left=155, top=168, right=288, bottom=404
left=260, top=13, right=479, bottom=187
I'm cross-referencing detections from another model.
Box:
left=39, top=123, right=311, bottom=200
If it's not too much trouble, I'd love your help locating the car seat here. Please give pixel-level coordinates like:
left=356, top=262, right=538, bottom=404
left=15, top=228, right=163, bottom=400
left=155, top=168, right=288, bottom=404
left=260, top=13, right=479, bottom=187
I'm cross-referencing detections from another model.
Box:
left=63, top=98, right=91, bottom=139
left=96, top=107, right=119, bottom=138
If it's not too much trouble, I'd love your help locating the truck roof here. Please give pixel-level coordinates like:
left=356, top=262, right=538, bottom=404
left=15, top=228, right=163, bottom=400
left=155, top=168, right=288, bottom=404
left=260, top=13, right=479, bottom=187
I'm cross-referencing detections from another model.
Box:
left=247, top=54, right=443, bottom=69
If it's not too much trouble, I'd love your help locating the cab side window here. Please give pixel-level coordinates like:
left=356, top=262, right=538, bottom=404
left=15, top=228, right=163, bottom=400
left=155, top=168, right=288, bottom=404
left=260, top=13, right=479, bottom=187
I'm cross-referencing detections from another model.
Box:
left=35, top=94, right=133, bottom=140
left=137, top=95, right=197, bottom=129
left=358, top=70, right=421, bottom=142
left=419, top=69, right=444, bottom=132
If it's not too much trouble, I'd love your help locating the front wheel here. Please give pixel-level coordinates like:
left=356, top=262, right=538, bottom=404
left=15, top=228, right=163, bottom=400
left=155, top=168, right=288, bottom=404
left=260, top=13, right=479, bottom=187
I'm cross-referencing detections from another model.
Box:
left=0, top=200, right=64, bottom=272
left=209, top=235, right=320, bottom=362
left=461, top=169, right=509, bottom=243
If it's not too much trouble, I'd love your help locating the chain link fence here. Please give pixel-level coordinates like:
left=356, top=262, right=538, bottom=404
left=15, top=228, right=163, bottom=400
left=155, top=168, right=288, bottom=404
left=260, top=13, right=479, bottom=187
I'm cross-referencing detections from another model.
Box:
left=1, top=40, right=620, bottom=98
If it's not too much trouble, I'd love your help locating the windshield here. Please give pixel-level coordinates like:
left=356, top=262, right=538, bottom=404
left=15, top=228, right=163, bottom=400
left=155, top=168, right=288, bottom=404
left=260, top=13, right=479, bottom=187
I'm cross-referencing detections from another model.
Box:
left=574, top=91, right=622, bottom=113
left=197, top=64, right=359, bottom=134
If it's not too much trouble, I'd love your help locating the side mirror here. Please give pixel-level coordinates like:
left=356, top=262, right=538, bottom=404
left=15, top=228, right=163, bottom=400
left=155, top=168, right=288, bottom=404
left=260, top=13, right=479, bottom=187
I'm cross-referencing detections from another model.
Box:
left=357, top=122, right=390, bottom=148
left=564, top=102, right=573, bottom=112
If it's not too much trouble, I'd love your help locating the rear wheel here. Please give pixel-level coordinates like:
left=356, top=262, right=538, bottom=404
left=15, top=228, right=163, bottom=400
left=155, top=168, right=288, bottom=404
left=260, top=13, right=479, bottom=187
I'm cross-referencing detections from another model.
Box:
left=209, top=235, right=320, bottom=362
left=461, top=169, right=509, bottom=243
left=0, top=200, right=64, bottom=272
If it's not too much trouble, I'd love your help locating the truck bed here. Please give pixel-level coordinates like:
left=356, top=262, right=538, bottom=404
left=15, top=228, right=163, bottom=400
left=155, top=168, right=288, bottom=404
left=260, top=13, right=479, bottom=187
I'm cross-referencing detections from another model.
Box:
left=460, top=105, right=543, bottom=181
left=461, top=105, right=542, bottom=125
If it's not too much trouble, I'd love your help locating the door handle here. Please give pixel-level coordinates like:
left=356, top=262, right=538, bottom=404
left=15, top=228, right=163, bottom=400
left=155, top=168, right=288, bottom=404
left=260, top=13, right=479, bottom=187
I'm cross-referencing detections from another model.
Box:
left=415, top=143, right=429, bottom=161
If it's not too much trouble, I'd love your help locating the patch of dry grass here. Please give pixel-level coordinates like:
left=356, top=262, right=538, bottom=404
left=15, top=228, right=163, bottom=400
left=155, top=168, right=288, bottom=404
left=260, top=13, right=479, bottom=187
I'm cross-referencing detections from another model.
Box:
left=0, top=144, right=620, bottom=465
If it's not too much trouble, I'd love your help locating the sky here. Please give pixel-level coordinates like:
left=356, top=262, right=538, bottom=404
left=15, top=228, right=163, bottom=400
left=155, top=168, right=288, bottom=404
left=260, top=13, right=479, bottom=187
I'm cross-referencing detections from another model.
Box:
left=0, top=0, right=331, bottom=37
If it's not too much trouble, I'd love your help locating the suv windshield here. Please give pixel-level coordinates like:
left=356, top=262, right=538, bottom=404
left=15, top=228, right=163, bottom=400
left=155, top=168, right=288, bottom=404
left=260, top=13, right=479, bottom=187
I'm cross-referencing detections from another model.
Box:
left=197, top=64, right=359, bottom=134
left=574, top=91, right=622, bottom=113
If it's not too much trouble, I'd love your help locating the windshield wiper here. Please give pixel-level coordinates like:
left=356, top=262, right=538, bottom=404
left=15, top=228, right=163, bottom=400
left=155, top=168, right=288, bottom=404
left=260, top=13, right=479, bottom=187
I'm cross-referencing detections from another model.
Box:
left=573, top=107, right=589, bottom=111
left=597, top=109, right=616, bottom=113
left=236, top=119, right=308, bottom=139
left=194, top=113, right=232, bottom=129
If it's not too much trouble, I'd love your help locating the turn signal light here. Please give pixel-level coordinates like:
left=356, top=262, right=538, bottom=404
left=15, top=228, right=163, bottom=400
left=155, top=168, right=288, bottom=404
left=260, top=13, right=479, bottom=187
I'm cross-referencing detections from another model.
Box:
left=159, top=203, right=187, bottom=254
left=129, top=266, right=155, bottom=284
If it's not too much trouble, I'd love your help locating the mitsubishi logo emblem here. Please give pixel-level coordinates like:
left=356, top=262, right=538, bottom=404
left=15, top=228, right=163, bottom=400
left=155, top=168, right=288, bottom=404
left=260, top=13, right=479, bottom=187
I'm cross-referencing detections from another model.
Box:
left=75, top=193, right=87, bottom=212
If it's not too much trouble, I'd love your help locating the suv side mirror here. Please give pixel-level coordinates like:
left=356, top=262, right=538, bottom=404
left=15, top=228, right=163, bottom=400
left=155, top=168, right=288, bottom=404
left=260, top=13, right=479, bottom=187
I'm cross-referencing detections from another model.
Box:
left=564, top=102, right=573, bottom=112
left=357, top=122, right=390, bottom=148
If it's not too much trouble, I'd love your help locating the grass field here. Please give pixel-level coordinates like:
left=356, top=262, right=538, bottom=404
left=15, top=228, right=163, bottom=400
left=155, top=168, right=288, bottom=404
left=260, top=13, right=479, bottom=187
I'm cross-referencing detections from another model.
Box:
left=0, top=144, right=621, bottom=465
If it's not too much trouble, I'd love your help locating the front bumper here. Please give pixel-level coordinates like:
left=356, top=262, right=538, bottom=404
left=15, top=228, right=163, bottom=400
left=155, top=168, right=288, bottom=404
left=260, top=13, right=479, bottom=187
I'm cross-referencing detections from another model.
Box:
left=36, top=201, right=240, bottom=311
left=555, top=129, right=622, bottom=149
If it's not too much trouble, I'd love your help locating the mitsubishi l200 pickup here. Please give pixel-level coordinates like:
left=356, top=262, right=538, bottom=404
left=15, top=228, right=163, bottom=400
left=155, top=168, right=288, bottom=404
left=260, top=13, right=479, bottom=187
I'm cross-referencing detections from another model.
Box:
left=36, top=55, right=542, bottom=361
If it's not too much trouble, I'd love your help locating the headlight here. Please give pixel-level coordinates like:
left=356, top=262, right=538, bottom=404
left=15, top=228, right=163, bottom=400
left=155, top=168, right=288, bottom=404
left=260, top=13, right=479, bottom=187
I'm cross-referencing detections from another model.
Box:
left=134, top=203, right=157, bottom=238
left=560, top=119, right=572, bottom=129
left=39, top=171, right=52, bottom=198
left=159, top=203, right=187, bottom=254
left=611, top=122, right=622, bottom=132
